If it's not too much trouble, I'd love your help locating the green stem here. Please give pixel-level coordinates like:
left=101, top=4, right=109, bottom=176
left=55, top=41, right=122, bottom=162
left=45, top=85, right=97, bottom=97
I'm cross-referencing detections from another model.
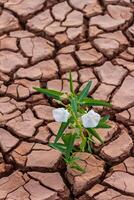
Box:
left=69, top=106, right=85, bottom=151
left=54, top=100, right=67, bottom=107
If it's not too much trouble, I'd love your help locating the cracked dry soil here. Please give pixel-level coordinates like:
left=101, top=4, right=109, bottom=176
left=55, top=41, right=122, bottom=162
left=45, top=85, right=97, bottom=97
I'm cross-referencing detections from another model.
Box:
left=0, top=0, right=134, bottom=199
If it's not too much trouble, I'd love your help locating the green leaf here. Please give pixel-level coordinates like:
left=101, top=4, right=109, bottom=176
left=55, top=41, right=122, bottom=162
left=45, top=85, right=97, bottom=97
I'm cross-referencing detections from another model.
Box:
left=62, top=134, right=71, bottom=146
left=80, top=136, right=86, bottom=152
left=70, top=162, right=85, bottom=173
left=96, top=123, right=111, bottom=129
left=66, top=133, right=76, bottom=159
left=100, top=115, right=110, bottom=122
left=54, top=119, right=70, bottom=143
left=33, top=87, right=64, bottom=100
left=49, top=142, right=66, bottom=154
left=87, top=134, right=93, bottom=153
left=96, top=115, right=111, bottom=129
left=87, top=136, right=95, bottom=143
left=87, top=128, right=104, bottom=144
left=70, top=97, right=77, bottom=116
left=80, top=98, right=112, bottom=107
left=69, top=156, right=80, bottom=162
left=78, top=81, right=92, bottom=101
left=64, top=155, right=79, bottom=163
left=87, top=142, right=92, bottom=153
left=69, top=71, right=74, bottom=94
left=64, top=155, right=85, bottom=172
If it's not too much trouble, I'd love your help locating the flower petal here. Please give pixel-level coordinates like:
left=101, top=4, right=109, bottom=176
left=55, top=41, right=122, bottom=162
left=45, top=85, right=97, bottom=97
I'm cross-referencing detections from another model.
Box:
left=52, top=108, right=70, bottom=123
left=81, top=110, right=100, bottom=128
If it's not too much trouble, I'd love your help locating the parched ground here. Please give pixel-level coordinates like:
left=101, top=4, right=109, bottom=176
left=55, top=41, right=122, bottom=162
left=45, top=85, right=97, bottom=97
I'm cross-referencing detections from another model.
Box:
left=0, top=0, right=134, bottom=199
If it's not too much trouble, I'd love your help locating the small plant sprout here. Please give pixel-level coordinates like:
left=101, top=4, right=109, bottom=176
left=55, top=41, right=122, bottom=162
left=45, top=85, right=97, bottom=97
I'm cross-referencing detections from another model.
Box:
left=34, top=72, right=112, bottom=172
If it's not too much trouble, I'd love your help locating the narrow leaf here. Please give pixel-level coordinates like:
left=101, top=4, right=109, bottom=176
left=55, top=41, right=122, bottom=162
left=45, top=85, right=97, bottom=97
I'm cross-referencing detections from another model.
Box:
left=78, top=81, right=92, bottom=101
left=100, top=115, right=110, bottom=122
left=96, top=115, right=111, bottom=129
left=87, top=136, right=95, bottom=143
left=69, top=156, right=80, bottom=162
left=71, top=162, right=85, bottom=173
left=87, top=128, right=104, bottom=144
left=87, top=142, right=92, bottom=153
left=62, top=134, right=71, bottom=146
left=64, top=155, right=79, bottom=163
left=66, top=134, right=76, bottom=159
left=80, top=136, right=86, bottom=152
left=80, top=98, right=112, bottom=107
left=96, top=123, right=111, bottom=129
left=70, top=97, right=77, bottom=116
left=54, top=119, right=70, bottom=143
left=49, top=142, right=66, bottom=154
left=33, top=87, right=63, bottom=100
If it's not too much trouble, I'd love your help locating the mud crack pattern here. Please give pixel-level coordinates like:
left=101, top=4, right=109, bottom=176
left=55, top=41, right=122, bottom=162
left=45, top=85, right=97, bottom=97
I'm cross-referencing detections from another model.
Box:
left=0, top=0, right=134, bottom=199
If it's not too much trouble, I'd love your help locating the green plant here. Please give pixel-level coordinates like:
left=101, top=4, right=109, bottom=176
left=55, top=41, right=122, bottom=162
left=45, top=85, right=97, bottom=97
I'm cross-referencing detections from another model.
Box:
left=34, top=72, right=111, bottom=172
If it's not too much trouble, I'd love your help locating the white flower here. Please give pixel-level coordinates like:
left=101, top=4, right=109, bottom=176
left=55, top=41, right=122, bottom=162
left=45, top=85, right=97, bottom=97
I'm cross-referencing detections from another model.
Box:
left=52, top=108, right=70, bottom=123
left=81, top=110, right=100, bottom=128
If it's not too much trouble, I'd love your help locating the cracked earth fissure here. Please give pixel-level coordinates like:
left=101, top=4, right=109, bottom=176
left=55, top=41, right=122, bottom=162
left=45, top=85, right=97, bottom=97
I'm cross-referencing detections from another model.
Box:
left=0, top=0, right=134, bottom=199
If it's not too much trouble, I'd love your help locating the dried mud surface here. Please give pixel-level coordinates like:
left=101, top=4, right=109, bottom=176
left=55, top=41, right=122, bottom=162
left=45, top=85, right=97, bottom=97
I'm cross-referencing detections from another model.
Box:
left=0, top=0, right=134, bottom=199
